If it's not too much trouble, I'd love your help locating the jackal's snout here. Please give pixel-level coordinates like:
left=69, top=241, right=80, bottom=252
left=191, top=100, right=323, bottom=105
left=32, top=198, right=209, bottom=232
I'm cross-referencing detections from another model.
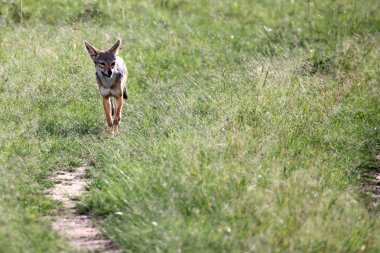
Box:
left=101, top=69, right=113, bottom=78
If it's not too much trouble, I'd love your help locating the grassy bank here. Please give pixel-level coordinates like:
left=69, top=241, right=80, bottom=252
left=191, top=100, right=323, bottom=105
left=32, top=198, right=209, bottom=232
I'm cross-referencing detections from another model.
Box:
left=0, top=0, right=379, bottom=252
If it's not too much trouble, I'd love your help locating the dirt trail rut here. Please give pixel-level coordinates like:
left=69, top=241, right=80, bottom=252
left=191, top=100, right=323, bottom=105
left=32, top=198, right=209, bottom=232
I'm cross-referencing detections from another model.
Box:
left=49, top=167, right=118, bottom=252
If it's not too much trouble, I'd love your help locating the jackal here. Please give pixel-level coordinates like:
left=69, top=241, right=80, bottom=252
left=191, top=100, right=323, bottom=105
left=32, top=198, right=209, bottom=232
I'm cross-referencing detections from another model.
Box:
left=84, top=39, right=128, bottom=133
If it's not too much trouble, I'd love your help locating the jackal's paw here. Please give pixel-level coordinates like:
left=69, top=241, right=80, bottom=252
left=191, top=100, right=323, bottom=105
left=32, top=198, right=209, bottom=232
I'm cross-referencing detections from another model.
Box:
left=113, top=124, right=119, bottom=134
left=106, top=126, right=114, bottom=135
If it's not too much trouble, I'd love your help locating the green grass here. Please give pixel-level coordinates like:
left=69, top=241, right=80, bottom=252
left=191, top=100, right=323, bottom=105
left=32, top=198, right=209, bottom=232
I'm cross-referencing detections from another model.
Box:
left=0, top=0, right=379, bottom=252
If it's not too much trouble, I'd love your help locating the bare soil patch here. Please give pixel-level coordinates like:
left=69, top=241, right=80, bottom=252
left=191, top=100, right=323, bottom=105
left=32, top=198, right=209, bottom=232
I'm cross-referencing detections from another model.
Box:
left=48, top=167, right=118, bottom=252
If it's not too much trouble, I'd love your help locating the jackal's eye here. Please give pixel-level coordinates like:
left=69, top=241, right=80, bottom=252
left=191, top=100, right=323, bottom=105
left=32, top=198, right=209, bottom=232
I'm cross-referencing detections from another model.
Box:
left=99, top=62, right=105, bottom=66
left=111, top=62, right=116, bottom=67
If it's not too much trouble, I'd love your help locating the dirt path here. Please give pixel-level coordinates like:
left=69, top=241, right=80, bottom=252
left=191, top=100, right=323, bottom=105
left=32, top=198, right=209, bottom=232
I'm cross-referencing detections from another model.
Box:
left=48, top=167, right=118, bottom=252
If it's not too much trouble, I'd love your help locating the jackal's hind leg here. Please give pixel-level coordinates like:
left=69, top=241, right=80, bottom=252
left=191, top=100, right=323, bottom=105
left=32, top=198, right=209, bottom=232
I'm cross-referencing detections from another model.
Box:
left=111, top=98, right=116, bottom=116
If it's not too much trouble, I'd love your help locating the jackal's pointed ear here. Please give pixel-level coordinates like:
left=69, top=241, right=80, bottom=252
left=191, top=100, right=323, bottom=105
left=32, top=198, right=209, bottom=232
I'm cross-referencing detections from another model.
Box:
left=107, top=39, right=121, bottom=55
left=84, top=41, right=99, bottom=61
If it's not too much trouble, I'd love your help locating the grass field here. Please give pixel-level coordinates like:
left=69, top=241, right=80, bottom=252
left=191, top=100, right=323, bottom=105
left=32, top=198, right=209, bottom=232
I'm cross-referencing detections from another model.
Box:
left=0, top=0, right=379, bottom=252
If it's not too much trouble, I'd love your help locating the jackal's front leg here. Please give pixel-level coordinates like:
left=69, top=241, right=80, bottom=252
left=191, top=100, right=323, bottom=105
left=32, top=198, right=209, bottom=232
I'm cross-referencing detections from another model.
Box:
left=102, top=97, right=113, bottom=133
left=113, top=96, right=123, bottom=127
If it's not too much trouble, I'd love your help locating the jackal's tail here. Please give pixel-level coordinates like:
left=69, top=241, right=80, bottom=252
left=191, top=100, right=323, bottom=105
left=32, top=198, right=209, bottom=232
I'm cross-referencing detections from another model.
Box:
left=123, top=87, right=128, bottom=100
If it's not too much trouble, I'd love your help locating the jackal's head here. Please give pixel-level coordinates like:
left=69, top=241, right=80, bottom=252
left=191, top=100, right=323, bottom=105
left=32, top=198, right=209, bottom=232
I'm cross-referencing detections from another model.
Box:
left=84, top=39, right=121, bottom=78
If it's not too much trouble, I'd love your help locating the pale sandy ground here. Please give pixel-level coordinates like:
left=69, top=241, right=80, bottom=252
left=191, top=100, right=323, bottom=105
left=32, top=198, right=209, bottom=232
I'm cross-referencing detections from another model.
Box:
left=48, top=167, right=119, bottom=253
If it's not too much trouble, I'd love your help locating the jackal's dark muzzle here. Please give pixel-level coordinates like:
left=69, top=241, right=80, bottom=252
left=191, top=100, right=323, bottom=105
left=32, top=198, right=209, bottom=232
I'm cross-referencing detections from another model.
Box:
left=101, top=70, right=112, bottom=78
